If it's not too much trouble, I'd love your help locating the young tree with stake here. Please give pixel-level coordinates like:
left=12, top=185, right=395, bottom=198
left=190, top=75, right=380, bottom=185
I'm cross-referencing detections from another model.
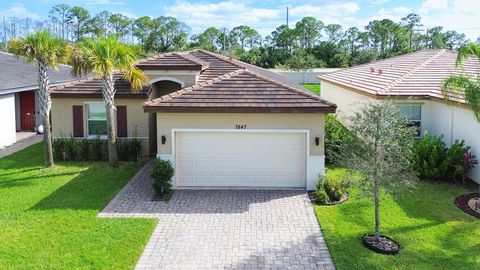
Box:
left=339, top=102, right=418, bottom=253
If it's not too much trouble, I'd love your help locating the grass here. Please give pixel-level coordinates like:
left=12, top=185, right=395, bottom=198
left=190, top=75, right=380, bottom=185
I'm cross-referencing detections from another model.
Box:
left=301, top=83, right=321, bottom=94
left=315, top=167, right=480, bottom=270
left=0, top=143, right=157, bottom=269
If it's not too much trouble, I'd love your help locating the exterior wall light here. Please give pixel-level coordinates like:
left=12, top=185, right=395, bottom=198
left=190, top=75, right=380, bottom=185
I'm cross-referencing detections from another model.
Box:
left=161, top=135, right=167, bottom=145
left=315, top=136, right=320, bottom=146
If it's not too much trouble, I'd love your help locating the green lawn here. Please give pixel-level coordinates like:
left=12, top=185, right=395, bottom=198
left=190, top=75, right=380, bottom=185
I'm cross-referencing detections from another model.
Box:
left=302, top=83, right=321, bottom=94
left=0, top=143, right=157, bottom=269
left=316, top=167, right=480, bottom=270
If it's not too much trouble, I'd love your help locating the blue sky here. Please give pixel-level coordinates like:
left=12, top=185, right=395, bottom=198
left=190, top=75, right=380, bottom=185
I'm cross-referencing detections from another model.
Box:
left=1, top=0, right=479, bottom=40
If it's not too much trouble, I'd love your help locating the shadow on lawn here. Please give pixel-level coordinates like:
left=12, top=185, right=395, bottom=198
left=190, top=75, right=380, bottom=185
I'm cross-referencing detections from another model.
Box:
left=0, top=172, right=81, bottom=189
left=29, top=163, right=130, bottom=211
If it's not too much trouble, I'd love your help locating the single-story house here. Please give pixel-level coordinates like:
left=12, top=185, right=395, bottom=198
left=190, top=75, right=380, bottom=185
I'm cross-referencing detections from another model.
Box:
left=319, top=49, right=480, bottom=183
left=50, top=49, right=336, bottom=190
left=0, top=52, right=78, bottom=148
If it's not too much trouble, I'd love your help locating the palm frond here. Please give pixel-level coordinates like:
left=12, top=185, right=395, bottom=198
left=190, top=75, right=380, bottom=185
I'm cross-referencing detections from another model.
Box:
left=7, top=30, right=67, bottom=69
left=71, top=34, right=148, bottom=92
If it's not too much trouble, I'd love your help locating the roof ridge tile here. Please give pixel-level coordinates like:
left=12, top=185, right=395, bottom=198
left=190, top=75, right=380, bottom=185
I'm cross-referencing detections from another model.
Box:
left=381, top=49, right=446, bottom=94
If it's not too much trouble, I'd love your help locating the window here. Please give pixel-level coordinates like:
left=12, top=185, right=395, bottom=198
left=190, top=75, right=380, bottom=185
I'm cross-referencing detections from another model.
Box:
left=86, top=103, right=107, bottom=136
left=398, top=105, right=422, bottom=136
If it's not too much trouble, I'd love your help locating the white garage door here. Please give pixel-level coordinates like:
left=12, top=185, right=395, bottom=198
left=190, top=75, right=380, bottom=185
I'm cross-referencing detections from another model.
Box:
left=175, top=131, right=306, bottom=188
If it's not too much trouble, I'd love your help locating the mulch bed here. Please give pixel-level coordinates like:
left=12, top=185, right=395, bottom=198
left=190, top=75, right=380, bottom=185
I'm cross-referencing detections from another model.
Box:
left=454, top=193, right=480, bottom=219
left=307, top=191, right=349, bottom=205
left=362, top=234, right=401, bottom=255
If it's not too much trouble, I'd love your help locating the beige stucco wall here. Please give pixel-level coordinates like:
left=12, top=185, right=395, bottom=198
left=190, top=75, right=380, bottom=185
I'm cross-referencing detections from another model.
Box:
left=156, top=113, right=326, bottom=156
left=143, top=70, right=198, bottom=88
left=51, top=97, right=149, bottom=155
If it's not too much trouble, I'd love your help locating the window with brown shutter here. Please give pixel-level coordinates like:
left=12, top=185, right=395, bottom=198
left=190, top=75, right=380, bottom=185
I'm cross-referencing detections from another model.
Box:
left=72, top=105, right=84, bottom=137
left=117, top=105, right=127, bottom=137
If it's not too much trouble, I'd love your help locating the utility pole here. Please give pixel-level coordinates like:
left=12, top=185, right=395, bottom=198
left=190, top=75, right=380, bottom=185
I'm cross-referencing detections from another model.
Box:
left=286, top=7, right=289, bottom=27
left=3, top=16, right=6, bottom=51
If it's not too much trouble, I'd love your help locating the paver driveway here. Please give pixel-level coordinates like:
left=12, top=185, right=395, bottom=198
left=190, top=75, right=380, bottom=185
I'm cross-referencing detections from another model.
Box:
left=99, top=162, right=335, bottom=270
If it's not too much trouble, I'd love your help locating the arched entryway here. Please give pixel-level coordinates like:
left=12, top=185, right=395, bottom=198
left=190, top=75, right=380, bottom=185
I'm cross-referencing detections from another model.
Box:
left=148, top=79, right=183, bottom=156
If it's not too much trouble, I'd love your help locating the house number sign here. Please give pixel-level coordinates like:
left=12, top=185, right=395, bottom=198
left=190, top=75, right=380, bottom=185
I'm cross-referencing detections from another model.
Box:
left=235, top=124, right=247, bottom=129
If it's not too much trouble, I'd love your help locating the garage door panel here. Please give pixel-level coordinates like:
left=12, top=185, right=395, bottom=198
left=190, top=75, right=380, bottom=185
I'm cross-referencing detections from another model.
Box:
left=175, top=131, right=306, bottom=188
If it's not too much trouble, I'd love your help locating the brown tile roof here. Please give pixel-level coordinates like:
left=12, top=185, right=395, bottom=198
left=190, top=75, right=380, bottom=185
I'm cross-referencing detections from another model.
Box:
left=145, top=50, right=336, bottom=113
left=51, top=49, right=336, bottom=112
left=50, top=73, right=149, bottom=99
left=319, top=49, right=480, bottom=103
left=135, top=52, right=209, bottom=70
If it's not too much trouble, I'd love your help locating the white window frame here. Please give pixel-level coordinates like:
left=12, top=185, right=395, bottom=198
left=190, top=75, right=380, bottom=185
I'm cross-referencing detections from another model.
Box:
left=85, top=102, right=108, bottom=139
left=398, top=104, right=422, bottom=136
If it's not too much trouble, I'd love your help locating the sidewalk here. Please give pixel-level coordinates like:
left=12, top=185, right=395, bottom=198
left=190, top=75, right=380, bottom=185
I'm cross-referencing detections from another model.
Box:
left=0, top=133, right=43, bottom=159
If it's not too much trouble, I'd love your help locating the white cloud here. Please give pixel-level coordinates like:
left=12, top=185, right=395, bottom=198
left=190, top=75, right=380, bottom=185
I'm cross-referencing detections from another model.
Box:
left=420, top=0, right=480, bottom=40
left=167, top=0, right=479, bottom=41
left=0, top=4, right=40, bottom=20
left=166, top=1, right=360, bottom=35
left=83, top=0, right=125, bottom=5
left=369, top=0, right=391, bottom=5
left=420, top=0, right=448, bottom=13
left=166, top=1, right=282, bottom=34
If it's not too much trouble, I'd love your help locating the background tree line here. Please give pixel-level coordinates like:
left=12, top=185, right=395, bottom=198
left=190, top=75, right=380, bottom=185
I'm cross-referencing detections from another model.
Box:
left=1, top=4, right=476, bottom=69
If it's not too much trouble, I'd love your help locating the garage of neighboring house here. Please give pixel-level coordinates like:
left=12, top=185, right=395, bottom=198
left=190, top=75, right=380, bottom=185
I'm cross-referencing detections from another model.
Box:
left=142, top=50, right=336, bottom=190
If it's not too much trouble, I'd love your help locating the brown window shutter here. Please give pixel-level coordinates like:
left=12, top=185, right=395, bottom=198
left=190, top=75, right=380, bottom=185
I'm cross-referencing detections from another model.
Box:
left=72, top=105, right=84, bottom=137
left=117, top=106, right=127, bottom=137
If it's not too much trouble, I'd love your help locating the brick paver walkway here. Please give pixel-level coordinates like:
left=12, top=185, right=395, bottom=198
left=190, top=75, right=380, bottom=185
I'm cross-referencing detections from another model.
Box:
left=99, top=161, right=335, bottom=270
left=0, top=134, right=42, bottom=159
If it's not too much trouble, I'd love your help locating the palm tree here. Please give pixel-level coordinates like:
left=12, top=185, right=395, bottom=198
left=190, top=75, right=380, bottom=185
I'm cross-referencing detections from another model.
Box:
left=443, top=43, right=480, bottom=121
left=443, top=42, right=480, bottom=206
left=70, top=35, right=147, bottom=167
left=8, top=31, right=68, bottom=167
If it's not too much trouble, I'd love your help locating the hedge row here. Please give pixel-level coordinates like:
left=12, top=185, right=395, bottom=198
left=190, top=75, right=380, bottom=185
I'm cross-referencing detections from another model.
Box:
left=53, top=137, right=142, bottom=161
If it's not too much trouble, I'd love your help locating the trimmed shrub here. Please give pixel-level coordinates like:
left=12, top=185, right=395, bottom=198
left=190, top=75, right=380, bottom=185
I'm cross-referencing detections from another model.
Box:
left=151, top=159, right=175, bottom=201
left=53, top=138, right=66, bottom=161
left=52, top=137, right=142, bottom=162
left=91, top=137, right=107, bottom=161
left=64, top=138, right=79, bottom=161
left=314, top=175, right=347, bottom=203
left=412, top=132, right=448, bottom=179
left=446, top=140, right=478, bottom=183
left=79, top=139, right=91, bottom=161
left=413, top=133, right=478, bottom=183
left=325, top=115, right=354, bottom=165
left=324, top=177, right=347, bottom=201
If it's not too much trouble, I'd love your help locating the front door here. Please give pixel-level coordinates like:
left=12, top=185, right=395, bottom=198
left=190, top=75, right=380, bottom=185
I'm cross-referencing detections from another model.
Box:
left=20, top=91, right=36, bottom=131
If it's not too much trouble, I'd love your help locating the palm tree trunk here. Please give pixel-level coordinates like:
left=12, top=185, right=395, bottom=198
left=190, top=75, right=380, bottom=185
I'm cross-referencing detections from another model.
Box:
left=102, top=73, right=119, bottom=167
left=37, top=61, right=54, bottom=167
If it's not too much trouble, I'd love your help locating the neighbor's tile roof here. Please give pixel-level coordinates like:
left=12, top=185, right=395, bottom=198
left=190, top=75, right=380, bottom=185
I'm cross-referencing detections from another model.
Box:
left=145, top=50, right=336, bottom=113
left=0, top=52, right=79, bottom=94
left=319, top=49, right=480, bottom=103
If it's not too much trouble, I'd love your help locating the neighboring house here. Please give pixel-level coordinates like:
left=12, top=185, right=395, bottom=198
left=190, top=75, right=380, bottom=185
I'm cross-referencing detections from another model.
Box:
left=319, top=49, right=480, bottom=183
left=49, top=50, right=336, bottom=190
left=0, top=52, right=77, bottom=148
